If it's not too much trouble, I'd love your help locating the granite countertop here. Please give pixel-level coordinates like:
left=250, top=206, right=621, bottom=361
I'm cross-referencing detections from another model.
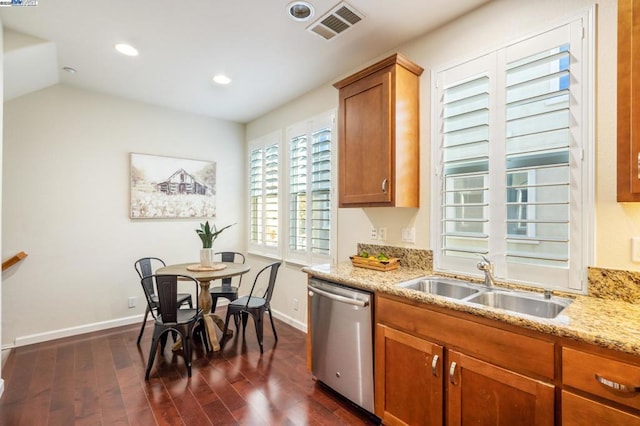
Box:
left=303, top=262, right=640, bottom=357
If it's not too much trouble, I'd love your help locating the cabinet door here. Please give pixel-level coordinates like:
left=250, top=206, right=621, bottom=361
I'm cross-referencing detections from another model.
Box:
left=338, top=69, right=393, bottom=206
left=447, top=350, right=554, bottom=426
left=562, top=391, right=640, bottom=426
left=617, top=0, right=640, bottom=200
left=375, top=324, right=443, bottom=426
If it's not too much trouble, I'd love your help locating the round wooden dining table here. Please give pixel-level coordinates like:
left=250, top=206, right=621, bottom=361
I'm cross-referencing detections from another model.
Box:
left=156, top=262, right=251, bottom=351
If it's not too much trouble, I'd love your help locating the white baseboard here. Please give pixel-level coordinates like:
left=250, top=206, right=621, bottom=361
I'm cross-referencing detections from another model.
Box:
left=271, top=308, right=307, bottom=334
left=13, top=314, right=145, bottom=348
left=8, top=305, right=307, bottom=349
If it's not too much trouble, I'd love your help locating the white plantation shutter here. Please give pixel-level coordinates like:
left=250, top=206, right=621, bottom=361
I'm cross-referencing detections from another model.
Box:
left=249, top=132, right=280, bottom=254
left=434, top=18, right=591, bottom=292
left=287, top=112, right=334, bottom=263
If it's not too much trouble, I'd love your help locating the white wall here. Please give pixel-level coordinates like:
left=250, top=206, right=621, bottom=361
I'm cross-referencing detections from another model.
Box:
left=0, top=18, right=5, bottom=397
left=2, top=84, right=245, bottom=346
left=247, top=0, right=631, bottom=324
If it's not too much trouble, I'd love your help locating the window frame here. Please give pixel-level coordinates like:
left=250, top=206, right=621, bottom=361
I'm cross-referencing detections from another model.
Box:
left=247, top=110, right=337, bottom=266
left=430, top=11, right=595, bottom=293
left=248, top=130, right=282, bottom=258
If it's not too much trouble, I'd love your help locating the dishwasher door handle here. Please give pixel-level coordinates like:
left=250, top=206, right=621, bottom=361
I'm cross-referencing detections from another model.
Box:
left=308, top=286, right=369, bottom=307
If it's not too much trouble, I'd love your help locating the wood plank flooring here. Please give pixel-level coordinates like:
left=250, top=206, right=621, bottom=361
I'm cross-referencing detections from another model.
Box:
left=0, top=310, right=379, bottom=425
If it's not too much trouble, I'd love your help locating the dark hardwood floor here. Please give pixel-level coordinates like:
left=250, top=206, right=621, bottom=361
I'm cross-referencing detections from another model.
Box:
left=0, top=309, right=379, bottom=425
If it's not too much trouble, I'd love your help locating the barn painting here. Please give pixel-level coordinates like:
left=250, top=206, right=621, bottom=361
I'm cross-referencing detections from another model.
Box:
left=130, top=153, right=217, bottom=219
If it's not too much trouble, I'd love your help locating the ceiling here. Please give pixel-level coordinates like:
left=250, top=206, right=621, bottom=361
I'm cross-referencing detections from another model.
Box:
left=0, top=0, right=490, bottom=123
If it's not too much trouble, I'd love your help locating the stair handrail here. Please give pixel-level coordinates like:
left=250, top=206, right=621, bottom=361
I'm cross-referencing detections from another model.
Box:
left=2, top=251, right=28, bottom=272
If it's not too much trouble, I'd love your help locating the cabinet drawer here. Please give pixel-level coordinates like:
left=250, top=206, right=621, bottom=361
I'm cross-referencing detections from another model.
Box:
left=563, top=347, right=640, bottom=411
left=562, top=391, right=640, bottom=425
left=377, top=296, right=555, bottom=380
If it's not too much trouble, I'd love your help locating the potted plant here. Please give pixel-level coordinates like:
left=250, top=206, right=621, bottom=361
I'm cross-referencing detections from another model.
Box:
left=196, top=221, right=235, bottom=267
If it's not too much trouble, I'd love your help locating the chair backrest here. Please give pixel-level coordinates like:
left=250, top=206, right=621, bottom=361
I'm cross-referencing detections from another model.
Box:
left=215, top=251, right=246, bottom=288
left=144, top=274, right=199, bottom=323
left=245, top=262, right=281, bottom=306
left=134, top=257, right=166, bottom=298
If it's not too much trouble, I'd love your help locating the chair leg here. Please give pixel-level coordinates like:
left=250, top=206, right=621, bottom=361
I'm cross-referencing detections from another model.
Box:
left=267, top=307, right=278, bottom=342
left=180, top=327, right=192, bottom=377
left=241, top=312, right=249, bottom=337
left=160, top=332, right=168, bottom=351
left=254, top=312, right=264, bottom=354
left=145, top=327, right=162, bottom=380
left=137, top=305, right=150, bottom=345
left=221, top=309, right=233, bottom=350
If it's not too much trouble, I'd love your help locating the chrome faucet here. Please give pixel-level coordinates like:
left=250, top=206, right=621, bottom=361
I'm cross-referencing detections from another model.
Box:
left=476, top=255, right=496, bottom=288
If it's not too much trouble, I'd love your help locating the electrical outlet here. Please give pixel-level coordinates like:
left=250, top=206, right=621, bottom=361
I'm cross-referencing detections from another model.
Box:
left=128, top=296, right=136, bottom=308
left=370, top=226, right=378, bottom=240
left=293, top=298, right=299, bottom=311
left=378, top=227, right=387, bottom=241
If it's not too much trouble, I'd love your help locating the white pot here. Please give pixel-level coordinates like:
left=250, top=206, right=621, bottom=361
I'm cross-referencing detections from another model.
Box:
left=200, top=248, right=214, bottom=267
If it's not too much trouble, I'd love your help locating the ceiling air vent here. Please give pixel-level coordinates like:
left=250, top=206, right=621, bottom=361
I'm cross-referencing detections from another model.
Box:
left=307, top=2, right=364, bottom=40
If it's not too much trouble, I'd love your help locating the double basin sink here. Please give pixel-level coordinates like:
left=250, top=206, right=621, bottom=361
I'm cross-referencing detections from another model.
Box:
left=397, top=276, right=572, bottom=319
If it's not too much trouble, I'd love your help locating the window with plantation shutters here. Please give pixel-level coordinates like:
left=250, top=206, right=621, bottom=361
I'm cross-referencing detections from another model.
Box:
left=433, top=17, right=592, bottom=292
left=248, top=111, right=335, bottom=263
left=287, top=112, right=334, bottom=263
left=249, top=132, right=280, bottom=254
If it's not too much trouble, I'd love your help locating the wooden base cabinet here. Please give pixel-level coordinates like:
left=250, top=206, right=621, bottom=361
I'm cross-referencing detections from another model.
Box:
left=447, top=350, right=554, bottom=425
left=375, top=324, right=443, bottom=425
left=562, top=391, right=640, bottom=426
left=375, top=295, right=555, bottom=425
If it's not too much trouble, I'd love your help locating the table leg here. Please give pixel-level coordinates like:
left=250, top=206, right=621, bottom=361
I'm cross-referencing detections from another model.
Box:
left=172, top=278, right=231, bottom=352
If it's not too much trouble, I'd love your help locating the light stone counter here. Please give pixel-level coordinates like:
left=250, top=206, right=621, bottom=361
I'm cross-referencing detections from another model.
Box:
left=303, top=262, right=640, bottom=357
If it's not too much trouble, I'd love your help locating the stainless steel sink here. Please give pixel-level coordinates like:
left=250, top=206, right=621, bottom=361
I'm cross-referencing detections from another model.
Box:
left=398, top=277, right=481, bottom=300
left=465, top=290, right=572, bottom=319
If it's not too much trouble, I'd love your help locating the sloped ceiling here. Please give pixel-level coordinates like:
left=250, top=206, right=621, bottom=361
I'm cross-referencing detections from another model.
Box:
left=1, top=0, right=491, bottom=123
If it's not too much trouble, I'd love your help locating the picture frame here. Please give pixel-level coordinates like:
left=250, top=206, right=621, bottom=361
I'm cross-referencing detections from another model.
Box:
left=130, top=153, right=217, bottom=219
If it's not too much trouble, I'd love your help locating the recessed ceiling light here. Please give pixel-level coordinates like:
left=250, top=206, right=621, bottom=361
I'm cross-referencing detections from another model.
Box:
left=114, top=43, right=139, bottom=57
left=62, top=66, right=77, bottom=74
left=287, top=1, right=314, bottom=21
left=212, top=74, right=232, bottom=85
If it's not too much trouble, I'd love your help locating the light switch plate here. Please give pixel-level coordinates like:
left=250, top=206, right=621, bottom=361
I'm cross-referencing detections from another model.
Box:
left=632, top=237, right=640, bottom=262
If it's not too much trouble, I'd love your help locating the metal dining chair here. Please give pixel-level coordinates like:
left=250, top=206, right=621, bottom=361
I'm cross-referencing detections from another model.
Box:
left=221, top=261, right=281, bottom=353
left=134, top=257, right=193, bottom=345
left=140, top=274, right=203, bottom=380
left=209, top=251, right=246, bottom=312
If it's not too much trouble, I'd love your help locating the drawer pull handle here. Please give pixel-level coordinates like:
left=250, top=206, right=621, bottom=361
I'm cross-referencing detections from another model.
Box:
left=595, top=374, right=640, bottom=393
left=449, top=361, right=457, bottom=385
left=382, top=179, right=388, bottom=194
left=637, top=152, right=640, bottom=180
left=431, top=354, right=439, bottom=377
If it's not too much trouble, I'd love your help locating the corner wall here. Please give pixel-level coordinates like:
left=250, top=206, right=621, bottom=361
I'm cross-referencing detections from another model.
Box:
left=2, top=84, right=245, bottom=346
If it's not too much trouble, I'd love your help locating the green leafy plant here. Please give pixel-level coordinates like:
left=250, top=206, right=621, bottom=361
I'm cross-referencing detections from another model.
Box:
left=195, top=221, right=235, bottom=249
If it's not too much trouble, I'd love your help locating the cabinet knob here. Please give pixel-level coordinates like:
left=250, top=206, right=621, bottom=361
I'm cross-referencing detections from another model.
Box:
left=382, top=178, right=388, bottom=194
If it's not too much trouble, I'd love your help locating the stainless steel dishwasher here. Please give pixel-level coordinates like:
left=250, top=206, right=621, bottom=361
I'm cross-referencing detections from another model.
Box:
left=308, top=277, right=374, bottom=413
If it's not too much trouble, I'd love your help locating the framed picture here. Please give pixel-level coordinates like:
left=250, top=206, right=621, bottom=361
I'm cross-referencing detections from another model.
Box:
left=130, top=153, right=216, bottom=219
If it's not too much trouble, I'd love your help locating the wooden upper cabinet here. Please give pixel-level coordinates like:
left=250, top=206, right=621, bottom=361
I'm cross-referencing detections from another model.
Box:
left=617, top=0, right=640, bottom=201
left=334, top=53, right=423, bottom=207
